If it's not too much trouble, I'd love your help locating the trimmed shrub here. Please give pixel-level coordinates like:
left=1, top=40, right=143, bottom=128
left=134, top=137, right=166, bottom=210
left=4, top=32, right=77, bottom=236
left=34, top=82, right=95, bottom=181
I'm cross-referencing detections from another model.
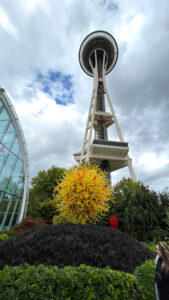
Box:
left=0, top=223, right=155, bottom=273
left=0, top=233, right=9, bottom=243
left=11, top=217, right=46, bottom=235
left=0, top=264, right=143, bottom=300
left=134, top=259, right=156, bottom=300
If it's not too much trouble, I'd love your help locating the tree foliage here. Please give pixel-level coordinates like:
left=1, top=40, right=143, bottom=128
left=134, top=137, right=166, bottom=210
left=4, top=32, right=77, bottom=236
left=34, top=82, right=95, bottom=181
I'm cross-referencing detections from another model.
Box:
left=27, top=166, right=65, bottom=220
left=53, top=164, right=113, bottom=224
left=102, top=178, right=161, bottom=241
left=30, top=165, right=65, bottom=201
left=38, top=200, right=58, bottom=223
left=26, top=189, right=42, bottom=219
left=113, top=178, right=160, bottom=240
left=157, top=191, right=169, bottom=229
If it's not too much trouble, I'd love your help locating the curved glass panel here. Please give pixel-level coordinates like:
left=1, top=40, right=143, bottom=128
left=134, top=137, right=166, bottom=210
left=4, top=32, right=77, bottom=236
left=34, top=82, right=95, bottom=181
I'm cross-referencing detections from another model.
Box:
left=0, top=90, right=29, bottom=231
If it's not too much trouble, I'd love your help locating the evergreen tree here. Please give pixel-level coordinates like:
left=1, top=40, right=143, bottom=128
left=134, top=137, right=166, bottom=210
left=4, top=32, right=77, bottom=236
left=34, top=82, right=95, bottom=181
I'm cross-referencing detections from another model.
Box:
left=100, top=178, right=160, bottom=241
left=157, top=191, right=169, bottom=229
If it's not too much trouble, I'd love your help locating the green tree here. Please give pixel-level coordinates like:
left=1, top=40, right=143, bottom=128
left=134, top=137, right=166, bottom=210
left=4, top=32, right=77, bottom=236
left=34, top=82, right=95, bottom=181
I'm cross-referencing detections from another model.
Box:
left=26, top=189, right=41, bottom=219
left=157, top=191, right=169, bottom=229
left=39, top=200, right=59, bottom=224
left=27, top=166, right=65, bottom=221
left=30, top=165, right=65, bottom=201
left=104, top=178, right=160, bottom=241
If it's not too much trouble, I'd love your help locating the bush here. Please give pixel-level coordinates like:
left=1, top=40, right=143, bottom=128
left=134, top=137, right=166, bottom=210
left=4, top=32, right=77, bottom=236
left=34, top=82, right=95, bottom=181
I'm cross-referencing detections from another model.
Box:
left=0, top=233, right=9, bottom=243
left=150, top=226, right=169, bottom=242
left=0, top=223, right=155, bottom=273
left=38, top=200, right=58, bottom=224
left=144, top=241, right=169, bottom=253
left=134, top=259, right=156, bottom=300
left=144, top=244, right=156, bottom=253
left=11, top=217, right=46, bottom=235
left=53, top=215, right=67, bottom=224
left=0, top=264, right=143, bottom=300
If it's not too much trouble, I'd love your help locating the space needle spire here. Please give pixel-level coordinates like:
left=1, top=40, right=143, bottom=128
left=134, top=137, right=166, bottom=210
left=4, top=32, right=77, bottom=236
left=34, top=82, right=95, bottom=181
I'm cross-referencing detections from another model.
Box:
left=74, top=31, right=136, bottom=181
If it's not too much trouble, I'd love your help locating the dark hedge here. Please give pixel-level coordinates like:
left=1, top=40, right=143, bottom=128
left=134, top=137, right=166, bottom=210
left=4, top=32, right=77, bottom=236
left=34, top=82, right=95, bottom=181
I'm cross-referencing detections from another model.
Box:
left=0, top=223, right=155, bottom=273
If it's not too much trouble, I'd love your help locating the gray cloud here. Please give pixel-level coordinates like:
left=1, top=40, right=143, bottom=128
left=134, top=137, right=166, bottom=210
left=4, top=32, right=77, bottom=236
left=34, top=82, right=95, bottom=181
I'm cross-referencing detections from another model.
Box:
left=0, top=0, right=168, bottom=191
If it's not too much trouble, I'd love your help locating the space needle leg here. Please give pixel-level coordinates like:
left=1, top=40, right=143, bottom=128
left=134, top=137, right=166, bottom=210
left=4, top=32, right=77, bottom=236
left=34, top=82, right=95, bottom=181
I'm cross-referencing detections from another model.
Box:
left=102, top=70, right=137, bottom=182
left=80, top=52, right=98, bottom=164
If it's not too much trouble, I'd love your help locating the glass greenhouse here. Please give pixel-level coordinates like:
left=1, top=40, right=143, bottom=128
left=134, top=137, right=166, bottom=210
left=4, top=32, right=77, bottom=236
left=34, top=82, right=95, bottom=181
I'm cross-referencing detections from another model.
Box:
left=0, top=88, right=29, bottom=231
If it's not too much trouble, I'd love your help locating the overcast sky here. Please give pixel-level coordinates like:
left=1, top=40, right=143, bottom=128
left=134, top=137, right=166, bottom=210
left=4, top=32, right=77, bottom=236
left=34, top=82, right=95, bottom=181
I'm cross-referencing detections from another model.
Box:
left=0, top=0, right=169, bottom=192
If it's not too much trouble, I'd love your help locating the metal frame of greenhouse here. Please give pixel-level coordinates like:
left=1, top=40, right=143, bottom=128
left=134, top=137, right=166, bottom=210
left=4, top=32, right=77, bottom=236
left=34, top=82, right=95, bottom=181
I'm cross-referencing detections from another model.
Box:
left=0, top=88, right=29, bottom=231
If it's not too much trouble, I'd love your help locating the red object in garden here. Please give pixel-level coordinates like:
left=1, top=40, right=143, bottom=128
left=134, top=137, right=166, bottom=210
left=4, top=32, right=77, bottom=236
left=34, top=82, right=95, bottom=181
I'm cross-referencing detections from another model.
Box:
left=109, top=215, right=118, bottom=229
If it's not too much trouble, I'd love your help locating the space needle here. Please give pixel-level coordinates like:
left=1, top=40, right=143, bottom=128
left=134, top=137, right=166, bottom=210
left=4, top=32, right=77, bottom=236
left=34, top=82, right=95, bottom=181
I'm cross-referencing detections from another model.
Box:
left=74, top=31, right=136, bottom=181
